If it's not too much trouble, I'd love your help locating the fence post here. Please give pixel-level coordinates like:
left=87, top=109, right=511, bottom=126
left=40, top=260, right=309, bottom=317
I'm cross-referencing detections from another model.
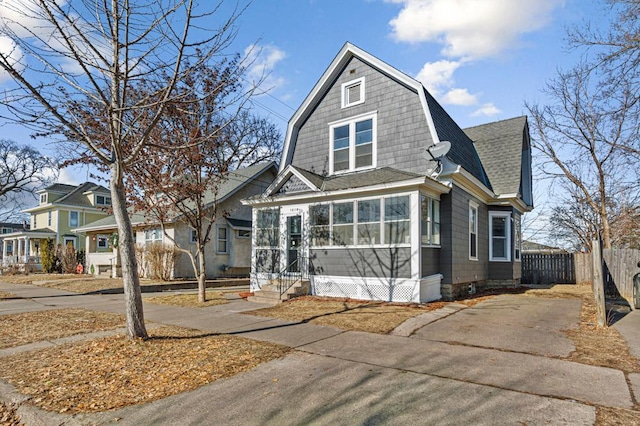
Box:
left=592, top=238, right=606, bottom=327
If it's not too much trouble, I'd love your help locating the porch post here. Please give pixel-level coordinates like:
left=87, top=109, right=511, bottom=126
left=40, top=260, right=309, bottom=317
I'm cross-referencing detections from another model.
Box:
left=2, top=238, right=7, bottom=265
left=25, top=237, right=30, bottom=261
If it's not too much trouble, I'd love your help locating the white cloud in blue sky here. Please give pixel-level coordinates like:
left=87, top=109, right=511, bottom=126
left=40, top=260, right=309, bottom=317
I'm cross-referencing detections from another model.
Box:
left=244, top=44, right=287, bottom=93
left=388, top=0, right=564, bottom=60
left=389, top=0, right=564, bottom=113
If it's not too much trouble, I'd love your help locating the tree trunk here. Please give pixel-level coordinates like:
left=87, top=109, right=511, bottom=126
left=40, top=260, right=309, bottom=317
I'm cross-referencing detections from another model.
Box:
left=198, top=245, right=207, bottom=303
left=110, top=166, right=148, bottom=339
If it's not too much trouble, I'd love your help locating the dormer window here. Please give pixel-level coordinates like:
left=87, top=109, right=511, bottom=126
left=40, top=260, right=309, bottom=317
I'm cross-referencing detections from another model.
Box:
left=329, top=112, right=377, bottom=174
left=96, top=195, right=112, bottom=206
left=40, top=193, right=47, bottom=204
left=341, top=77, right=365, bottom=108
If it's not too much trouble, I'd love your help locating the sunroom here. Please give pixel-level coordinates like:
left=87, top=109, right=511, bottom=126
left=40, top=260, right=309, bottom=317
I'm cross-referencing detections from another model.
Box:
left=246, top=165, right=450, bottom=303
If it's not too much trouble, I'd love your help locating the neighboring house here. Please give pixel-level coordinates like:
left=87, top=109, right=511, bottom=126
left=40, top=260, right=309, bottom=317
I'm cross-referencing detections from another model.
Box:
left=0, top=221, right=29, bottom=261
left=245, top=43, right=533, bottom=302
left=522, top=240, right=568, bottom=254
left=74, top=162, right=278, bottom=279
left=1, top=182, right=112, bottom=266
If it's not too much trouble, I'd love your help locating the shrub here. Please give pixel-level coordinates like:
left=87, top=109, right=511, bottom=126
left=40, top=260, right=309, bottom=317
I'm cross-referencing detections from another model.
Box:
left=40, top=238, right=56, bottom=273
left=145, top=242, right=178, bottom=281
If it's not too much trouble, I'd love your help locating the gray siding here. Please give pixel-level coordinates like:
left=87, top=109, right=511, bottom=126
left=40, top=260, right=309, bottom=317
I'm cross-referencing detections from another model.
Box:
left=440, top=185, right=489, bottom=285
left=421, top=247, right=440, bottom=276
left=290, top=57, right=434, bottom=175
left=310, top=247, right=412, bottom=279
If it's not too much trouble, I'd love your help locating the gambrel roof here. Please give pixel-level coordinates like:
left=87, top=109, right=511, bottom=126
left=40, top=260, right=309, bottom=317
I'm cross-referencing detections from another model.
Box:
left=280, top=42, right=491, bottom=191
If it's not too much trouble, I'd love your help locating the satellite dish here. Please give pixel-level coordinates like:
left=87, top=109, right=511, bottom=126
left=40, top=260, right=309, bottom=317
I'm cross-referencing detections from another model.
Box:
left=426, top=141, right=451, bottom=159
left=423, top=141, right=451, bottom=176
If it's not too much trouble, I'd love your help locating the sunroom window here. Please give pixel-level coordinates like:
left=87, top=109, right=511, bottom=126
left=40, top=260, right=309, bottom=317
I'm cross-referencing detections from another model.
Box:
left=332, top=202, right=354, bottom=245
left=310, top=205, right=330, bottom=246
left=357, top=199, right=381, bottom=245
left=421, top=195, right=440, bottom=245
left=384, top=196, right=410, bottom=245
left=330, top=113, right=376, bottom=174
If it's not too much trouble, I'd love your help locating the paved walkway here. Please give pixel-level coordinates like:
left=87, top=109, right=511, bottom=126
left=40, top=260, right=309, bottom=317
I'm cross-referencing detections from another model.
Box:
left=1, top=281, right=639, bottom=425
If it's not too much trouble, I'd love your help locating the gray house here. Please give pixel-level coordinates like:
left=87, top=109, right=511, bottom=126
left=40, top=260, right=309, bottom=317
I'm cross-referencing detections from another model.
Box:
left=245, top=43, right=533, bottom=302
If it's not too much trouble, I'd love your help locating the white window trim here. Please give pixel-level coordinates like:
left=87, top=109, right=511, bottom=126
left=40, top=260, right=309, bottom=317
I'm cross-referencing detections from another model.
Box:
left=40, top=193, right=47, bottom=204
left=216, top=225, right=229, bottom=254
left=63, top=236, right=77, bottom=248
left=420, top=194, right=441, bottom=247
left=328, top=111, right=377, bottom=175
left=97, top=234, right=109, bottom=249
left=469, top=201, right=478, bottom=261
left=145, top=227, right=163, bottom=243
left=69, top=210, right=80, bottom=228
left=514, top=214, right=522, bottom=262
left=341, top=77, right=365, bottom=108
left=237, top=229, right=251, bottom=238
left=309, top=192, right=413, bottom=249
left=489, top=211, right=511, bottom=262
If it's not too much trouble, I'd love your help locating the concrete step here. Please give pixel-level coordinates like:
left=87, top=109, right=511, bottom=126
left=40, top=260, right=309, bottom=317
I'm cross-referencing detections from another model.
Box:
left=246, top=295, right=281, bottom=306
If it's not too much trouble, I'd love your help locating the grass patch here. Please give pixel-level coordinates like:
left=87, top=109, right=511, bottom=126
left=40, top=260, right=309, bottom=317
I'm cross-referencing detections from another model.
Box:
left=145, top=290, right=228, bottom=307
left=0, top=326, right=290, bottom=413
left=0, top=402, right=23, bottom=426
left=0, top=308, right=125, bottom=349
left=596, top=406, right=640, bottom=425
left=246, top=296, right=449, bottom=334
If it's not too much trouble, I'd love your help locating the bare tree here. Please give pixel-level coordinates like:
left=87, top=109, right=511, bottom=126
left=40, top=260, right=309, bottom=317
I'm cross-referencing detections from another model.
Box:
left=568, top=0, right=640, bottom=158
left=128, top=65, right=281, bottom=302
left=0, top=0, right=247, bottom=338
left=526, top=61, right=639, bottom=249
left=0, top=139, right=56, bottom=221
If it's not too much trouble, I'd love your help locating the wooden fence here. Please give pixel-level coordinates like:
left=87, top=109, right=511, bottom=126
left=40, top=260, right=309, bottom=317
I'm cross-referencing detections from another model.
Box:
left=521, top=253, right=575, bottom=284
left=524, top=249, right=640, bottom=308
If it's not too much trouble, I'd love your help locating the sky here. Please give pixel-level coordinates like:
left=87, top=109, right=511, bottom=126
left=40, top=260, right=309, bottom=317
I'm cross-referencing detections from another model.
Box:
left=0, top=0, right=615, bottom=241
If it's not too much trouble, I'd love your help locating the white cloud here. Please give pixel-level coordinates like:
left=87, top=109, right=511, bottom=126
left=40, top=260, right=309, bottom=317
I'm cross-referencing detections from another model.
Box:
left=389, top=0, right=563, bottom=60
left=472, top=103, right=501, bottom=117
left=415, top=59, right=460, bottom=95
left=244, top=44, right=287, bottom=91
left=57, top=167, right=82, bottom=185
left=442, top=88, right=477, bottom=106
left=0, top=36, right=24, bottom=83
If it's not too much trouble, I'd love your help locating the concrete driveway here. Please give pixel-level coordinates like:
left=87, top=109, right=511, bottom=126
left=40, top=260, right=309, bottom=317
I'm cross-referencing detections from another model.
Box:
left=1, top=282, right=638, bottom=425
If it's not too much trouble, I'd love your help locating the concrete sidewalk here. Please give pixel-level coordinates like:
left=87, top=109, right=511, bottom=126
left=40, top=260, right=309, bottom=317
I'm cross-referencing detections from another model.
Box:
left=1, top=281, right=639, bottom=425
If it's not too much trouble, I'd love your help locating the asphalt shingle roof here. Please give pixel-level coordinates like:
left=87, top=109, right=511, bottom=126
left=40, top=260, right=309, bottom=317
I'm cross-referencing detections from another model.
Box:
left=464, top=116, right=527, bottom=196
left=55, top=182, right=110, bottom=207
left=424, top=90, right=492, bottom=190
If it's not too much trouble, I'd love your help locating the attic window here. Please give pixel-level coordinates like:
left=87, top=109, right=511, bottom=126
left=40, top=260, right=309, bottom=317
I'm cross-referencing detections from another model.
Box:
left=96, top=195, right=112, bottom=206
left=40, top=193, right=47, bottom=204
left=341, top=77, right=365, bottom=108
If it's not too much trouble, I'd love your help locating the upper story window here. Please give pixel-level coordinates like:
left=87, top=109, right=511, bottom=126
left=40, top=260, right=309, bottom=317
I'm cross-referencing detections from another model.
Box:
left=341, top=77, right=365, bottom=108
left=33, top=215, right=37, bottom=229
left=69, top=211, right=79, bottom=227
left=1, top=227, right=13, bottom=234
left=329, top=112, right=376, bottom=174
left=47, top=211, right=52, bottom=227
left=40, top=193, right=47, bottom=204
left=489, top=211, right=511, bottom=262
left=96, top=195, right=112, bottom=206
left=469, top=202, right=478, bottom=260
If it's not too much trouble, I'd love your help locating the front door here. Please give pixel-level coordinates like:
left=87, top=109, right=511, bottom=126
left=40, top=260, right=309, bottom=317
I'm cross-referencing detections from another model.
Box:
left=286, top=215, right=302, bottom=273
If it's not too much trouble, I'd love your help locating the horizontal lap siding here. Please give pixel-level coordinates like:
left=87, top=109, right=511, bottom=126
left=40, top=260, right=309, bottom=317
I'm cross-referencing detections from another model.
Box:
left=310, top=247, right=412, bottom=279
left=291, top=57, right=434, bottom=175
left=442, top=185, right=488, bottom=285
